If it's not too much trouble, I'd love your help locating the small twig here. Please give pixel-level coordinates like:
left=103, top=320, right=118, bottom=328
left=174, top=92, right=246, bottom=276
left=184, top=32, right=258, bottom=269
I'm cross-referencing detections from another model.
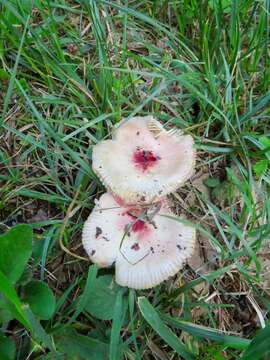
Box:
left=118, top=203, right=160, bottom=265
left=59, top=185, right=88, bottom=261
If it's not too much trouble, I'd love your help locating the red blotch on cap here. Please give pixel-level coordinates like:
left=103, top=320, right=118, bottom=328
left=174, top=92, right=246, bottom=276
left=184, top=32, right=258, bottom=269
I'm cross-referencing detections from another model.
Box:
left=133, top=149, right=160, bottom=172
left=125, top=211, right=150, bottom=239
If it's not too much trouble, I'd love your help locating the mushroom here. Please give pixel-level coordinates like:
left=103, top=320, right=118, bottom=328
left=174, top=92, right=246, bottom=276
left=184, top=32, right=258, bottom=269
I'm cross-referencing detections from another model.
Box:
left=82, top=192, right=196, bottom=289
left=92, top=116, right=195, bottom=205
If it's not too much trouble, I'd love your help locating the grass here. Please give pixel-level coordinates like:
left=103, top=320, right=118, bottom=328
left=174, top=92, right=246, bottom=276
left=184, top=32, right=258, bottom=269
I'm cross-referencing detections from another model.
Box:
left=0, top=0, right=270, bottom=359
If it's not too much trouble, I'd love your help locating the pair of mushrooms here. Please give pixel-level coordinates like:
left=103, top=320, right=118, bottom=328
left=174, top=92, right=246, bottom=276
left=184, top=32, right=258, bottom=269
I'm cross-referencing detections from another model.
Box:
left=82, top=116, right=196, bottom=289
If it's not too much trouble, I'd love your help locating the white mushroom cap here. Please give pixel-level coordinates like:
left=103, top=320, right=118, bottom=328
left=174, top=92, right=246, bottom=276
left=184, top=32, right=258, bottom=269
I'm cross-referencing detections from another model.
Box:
left=82, top=193, right=121, bottom=268
left=82, top=192, right=196, bottom=289
left=92, top=116, right=196, bottom=205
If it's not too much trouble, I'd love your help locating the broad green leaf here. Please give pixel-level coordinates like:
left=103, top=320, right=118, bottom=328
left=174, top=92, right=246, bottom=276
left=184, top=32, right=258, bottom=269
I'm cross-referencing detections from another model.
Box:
left=242, top=323, right=270, bottom=360
left=0, top=332, right=16, bottom=360
left=211, top=180, right=235, bottom=204
left=0, top=270, right=30, bottom=329
left=22, top=281, right=56, bottom=320
left=85, top=275, right=122, bottom=320
left=209, top=0, right=232, bottom=12
left=0, top=225, right=32, bottom=284
left=253, top=159, right=268, bottom=177
left=259, top=136, right=270, bottom=149
left=56, top=328, right=109, bottom=360
left=138, top=297, right=194, bottom=360
left=259, top=136, right=270, bottom=159
left=0, top=295, right=13, bottom=324
left=203, top=177, right=220, bottom=188
left=0, top=69, right=9, bottom=80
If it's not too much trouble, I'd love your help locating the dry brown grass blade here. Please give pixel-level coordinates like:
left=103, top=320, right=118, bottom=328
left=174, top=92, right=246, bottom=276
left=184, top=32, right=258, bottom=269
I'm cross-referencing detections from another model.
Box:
left=59, top=185, right=88, bottom=262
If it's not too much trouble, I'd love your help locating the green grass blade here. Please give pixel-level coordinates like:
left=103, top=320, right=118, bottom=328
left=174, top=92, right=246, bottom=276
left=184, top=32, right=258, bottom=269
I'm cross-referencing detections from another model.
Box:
left=23, top=305, right=57, bottom=354
left=239, top=91, right=270, bottom=123
left=138, top=297, right=194, bottom=360
left=109, top=289, right=125, bottom=360
left=2, top=14, right=30, bottom=119
left=128, top=289, right=140, bottom=359
left=13, top=78, right=95, bottom=177
left=68, top=264, right=98, bottom=324
left=163, top=316, right=250, bottom=350
left=101, top=0, right=198, bottom=61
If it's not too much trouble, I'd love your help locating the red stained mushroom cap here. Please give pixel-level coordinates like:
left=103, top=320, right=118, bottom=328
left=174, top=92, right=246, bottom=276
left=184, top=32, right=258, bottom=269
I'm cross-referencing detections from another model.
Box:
left=82, top=192, right=196, bottom=289
left=92, top=116, right=195, bottom=205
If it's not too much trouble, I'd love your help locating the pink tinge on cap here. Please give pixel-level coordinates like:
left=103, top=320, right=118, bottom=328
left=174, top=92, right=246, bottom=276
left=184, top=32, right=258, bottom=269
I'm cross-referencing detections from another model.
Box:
left=82, top=193, right=196, bottom=289
left=92, top=116, right=196, bottom=205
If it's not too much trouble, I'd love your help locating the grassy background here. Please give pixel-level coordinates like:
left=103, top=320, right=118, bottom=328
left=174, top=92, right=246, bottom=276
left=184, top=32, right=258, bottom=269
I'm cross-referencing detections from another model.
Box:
left=0, top=0, right=270, bottom=359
